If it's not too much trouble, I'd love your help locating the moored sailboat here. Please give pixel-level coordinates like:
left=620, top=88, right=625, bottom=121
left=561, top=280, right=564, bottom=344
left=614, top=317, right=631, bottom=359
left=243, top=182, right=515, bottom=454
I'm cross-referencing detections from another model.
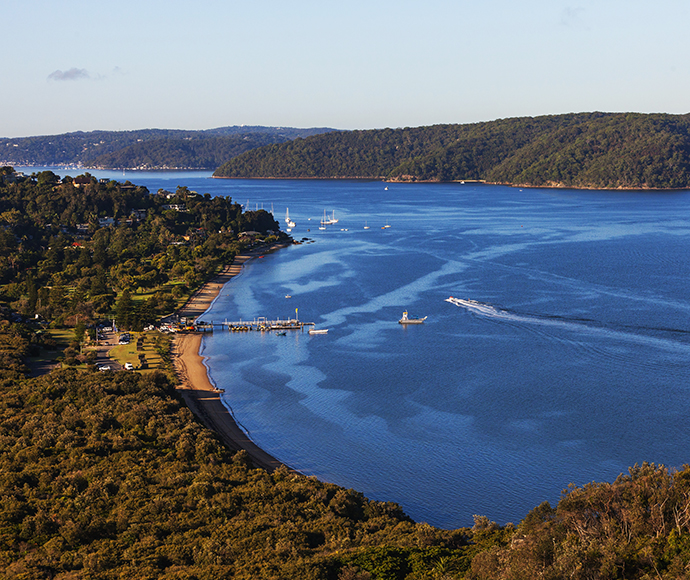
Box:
left=320, top=210, right=338, bottom=226
left=285, top=208, right=296, bottom=228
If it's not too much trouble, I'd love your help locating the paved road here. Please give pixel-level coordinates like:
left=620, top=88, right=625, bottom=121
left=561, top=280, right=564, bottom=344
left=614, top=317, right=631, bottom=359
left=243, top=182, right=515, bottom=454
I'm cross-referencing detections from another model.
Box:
left=93, top=329, right=122, bottom=371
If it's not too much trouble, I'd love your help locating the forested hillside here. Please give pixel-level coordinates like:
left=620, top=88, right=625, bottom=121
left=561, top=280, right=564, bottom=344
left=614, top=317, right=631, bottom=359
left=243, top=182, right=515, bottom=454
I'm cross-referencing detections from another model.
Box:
left=0, top=126, right=333, bottom=169
left=214, top=113, right=690, bottom=189
left=87, top=134, right=295, bottom=170
left=0, top=167, right=281, bottom=330
left=213, top=125, right=468, bottom=179
left=0, top=365, right=481, bottom=579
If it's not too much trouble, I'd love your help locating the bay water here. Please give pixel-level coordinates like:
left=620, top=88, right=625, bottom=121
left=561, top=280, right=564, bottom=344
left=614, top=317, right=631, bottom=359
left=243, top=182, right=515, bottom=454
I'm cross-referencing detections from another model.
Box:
left=21, top=168, right=690, bottom=528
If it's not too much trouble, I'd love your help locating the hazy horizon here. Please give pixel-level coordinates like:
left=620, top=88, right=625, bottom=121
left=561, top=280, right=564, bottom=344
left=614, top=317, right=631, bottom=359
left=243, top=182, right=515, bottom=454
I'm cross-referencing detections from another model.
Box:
left=5, top=110, right=688, bottom=141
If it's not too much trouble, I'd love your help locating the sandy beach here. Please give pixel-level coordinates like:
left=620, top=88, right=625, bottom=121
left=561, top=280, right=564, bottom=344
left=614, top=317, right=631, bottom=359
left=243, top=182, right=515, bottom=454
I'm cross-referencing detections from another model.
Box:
left=172, top=245, right=288, bottom=472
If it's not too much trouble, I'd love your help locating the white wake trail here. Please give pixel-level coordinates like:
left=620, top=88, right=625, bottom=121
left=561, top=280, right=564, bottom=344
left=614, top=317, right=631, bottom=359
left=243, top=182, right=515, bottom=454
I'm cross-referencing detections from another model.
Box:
left=444, top=296, right=690, bottom=356
left=445, top=296, right=506, bottom=318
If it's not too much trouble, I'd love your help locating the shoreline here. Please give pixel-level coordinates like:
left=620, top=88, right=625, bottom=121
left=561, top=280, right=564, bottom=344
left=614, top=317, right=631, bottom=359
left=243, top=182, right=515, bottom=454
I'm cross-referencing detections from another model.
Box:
left=172, top=243, right=290, bottom=472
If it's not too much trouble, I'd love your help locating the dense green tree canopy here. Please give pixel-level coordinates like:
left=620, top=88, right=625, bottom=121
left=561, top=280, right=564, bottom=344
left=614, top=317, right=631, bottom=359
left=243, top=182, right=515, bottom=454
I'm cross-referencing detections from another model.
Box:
left=0, top=171, right=282, bottom=328
left=87, top=135, right=295, bottom=170
left=214, top=113, right=690, bottom=189
left=0, top=366, right=474, bottom=579
left=0, top=126, right=334, bottom=169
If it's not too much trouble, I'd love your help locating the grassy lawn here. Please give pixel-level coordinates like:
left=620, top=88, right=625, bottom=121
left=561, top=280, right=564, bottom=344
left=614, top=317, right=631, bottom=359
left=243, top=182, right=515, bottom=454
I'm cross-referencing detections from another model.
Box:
left=109, top=342, right=140, bottom=367
left=25, top=349, right=61, bottom=370
left=46, top=328, right=76, bottom=349
left=26, top=328, right=75, bottom=364
left=108, top=331, right=168, bottom=372
left=25, top=328, right=79, bottom=373
left=127, top=279, right=195, bottom=319
left=139, top=333, right=166, bottom=372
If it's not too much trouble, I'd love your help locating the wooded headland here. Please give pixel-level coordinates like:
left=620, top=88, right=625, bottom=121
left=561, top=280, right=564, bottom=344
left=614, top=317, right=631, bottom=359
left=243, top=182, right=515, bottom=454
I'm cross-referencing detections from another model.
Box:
left=0, top=126, right=334, bottom=169
left=214, top=112, right=690, bottom=190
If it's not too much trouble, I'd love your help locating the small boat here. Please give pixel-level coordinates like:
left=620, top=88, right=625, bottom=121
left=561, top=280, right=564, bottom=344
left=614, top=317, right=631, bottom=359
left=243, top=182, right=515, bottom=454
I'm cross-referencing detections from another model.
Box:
left=364, top=221, right=370, bottom=230
left=308, top=328, right=329, bottom=335
left=285, top=295, right=291, bottom=298
left=276, top=331, right=287, bottom=336
left=285, top=208, right=296, bottom=228
left=445, top=296, right=481, bottom=307
left=398, top=311, right=427, bottom=324
left=321, top=210, right=338, bottom=226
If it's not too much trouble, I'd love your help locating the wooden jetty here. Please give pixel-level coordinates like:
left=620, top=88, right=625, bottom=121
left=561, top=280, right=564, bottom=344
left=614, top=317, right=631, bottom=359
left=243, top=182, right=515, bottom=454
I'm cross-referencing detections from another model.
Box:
left=193, top=316, right=315, bottom=332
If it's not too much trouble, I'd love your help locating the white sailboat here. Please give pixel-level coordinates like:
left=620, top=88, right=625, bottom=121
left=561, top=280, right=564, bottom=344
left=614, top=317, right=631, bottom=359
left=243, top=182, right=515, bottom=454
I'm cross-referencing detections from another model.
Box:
left=285, top=208, right=296, bottom=228
left=320, top=210, right=338, bottom=226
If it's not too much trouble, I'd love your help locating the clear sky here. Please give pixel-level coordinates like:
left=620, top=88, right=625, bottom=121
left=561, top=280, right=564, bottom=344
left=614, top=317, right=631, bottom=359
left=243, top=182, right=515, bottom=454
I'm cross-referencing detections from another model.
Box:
left=3, top=0, right=689, bottom=137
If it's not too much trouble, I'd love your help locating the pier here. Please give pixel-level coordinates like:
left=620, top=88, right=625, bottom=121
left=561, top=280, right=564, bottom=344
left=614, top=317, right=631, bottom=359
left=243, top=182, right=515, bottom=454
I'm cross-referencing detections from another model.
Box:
left=193, top=317, right=315, bottom=332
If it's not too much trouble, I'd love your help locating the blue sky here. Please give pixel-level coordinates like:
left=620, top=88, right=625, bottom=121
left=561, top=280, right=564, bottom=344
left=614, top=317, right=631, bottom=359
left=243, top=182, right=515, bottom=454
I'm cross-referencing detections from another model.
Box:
left=3, top=0, right=689, bottom=137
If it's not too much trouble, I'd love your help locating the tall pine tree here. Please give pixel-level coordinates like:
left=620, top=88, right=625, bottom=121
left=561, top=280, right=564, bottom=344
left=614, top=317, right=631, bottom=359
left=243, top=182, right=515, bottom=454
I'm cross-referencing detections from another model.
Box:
left=115, top=289, right=132, bottom=330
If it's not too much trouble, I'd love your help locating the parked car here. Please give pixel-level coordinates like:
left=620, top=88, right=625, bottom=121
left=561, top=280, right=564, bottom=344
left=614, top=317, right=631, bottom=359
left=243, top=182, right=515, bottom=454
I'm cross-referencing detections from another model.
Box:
left=98, top=365, right=111, bottom=372
left=124, top=363, right=134, bottom=370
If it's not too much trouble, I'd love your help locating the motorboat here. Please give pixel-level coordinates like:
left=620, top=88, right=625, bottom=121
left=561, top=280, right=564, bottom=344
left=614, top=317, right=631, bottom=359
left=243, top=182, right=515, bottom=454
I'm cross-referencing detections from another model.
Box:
left=398, top=311, right=427, bottom=324
left=445, top=296, right=481, bottom=307
left=308, top=328, right=329, bottom=334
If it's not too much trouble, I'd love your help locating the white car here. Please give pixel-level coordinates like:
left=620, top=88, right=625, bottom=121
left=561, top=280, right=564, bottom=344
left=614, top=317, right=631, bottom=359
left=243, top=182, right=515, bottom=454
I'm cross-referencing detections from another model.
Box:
left=98, top=365, right=111, bottom=371
left=124, top=363, right=134, bottom=370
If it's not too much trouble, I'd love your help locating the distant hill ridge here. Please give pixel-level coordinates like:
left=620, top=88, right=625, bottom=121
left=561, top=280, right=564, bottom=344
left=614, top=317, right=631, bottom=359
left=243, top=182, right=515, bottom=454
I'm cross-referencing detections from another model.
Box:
left=213, top=112, right=690, bottom=189
left=0, top=126, right=335, bottom=169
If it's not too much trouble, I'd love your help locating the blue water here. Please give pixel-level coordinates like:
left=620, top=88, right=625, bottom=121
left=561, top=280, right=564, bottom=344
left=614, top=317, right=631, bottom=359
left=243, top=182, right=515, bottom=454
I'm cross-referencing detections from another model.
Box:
left=23, top=167, right=690, bottom=528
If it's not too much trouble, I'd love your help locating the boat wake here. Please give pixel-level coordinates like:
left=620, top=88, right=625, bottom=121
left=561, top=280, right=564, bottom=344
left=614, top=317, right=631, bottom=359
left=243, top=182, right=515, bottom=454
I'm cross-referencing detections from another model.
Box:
left=445, top=296, right=602, bottom=336
left=445, top=297, right=506, bottom=318
left=444, top=296, right=690, bottom=356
